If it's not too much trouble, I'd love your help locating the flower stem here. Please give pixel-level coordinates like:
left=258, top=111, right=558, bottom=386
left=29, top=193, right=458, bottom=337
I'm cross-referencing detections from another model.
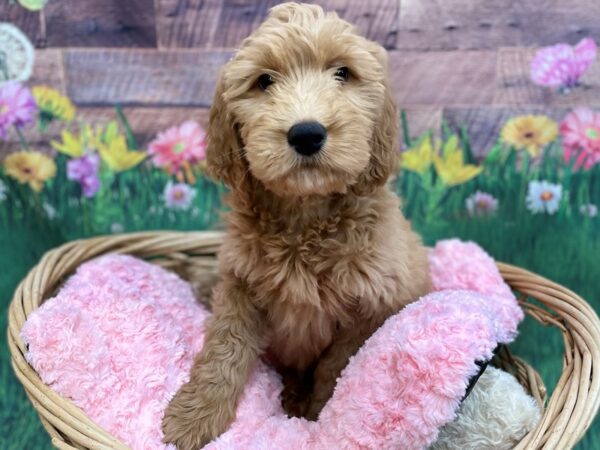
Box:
left=115, top=105, right=139, bottom=150
left=14, top=126, right=30, bottom=150
left=0, top=51, right=10, bottom=81
left=400, top=109, right=412, bottom=148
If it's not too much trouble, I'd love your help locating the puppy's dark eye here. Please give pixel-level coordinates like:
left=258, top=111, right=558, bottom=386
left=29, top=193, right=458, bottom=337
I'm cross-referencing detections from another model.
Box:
left=257, top=74, right=274, bottom=91
left=334, top=67, right=350, bottom=82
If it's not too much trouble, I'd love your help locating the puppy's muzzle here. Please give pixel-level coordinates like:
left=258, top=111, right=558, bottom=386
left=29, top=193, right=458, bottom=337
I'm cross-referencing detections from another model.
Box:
left=287, top=121, right=327, bottom=156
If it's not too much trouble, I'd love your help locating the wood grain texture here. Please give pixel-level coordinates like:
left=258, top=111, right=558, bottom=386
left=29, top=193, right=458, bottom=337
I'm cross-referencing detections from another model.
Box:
left=64, top=49, right=231, bottom=106
left=42, top=0, right=157, bottom=47
left=29, top=49, right=65, bottom=91
left=156, top=0, right=400, bottom=49
left=398, top=0, right=600, bottom=50
left=388, top=51, right=497, bottom=106
left=321, top=0, right=400, bottom=50
left=156, top=0, right=224, bottom=49
left=495, top=47, right=600, bottom=106
left=0, top=2, right=43, bottom=46
left=443, top=107, right=569, bottom=157
left=399, top=107, right=442, bottom=146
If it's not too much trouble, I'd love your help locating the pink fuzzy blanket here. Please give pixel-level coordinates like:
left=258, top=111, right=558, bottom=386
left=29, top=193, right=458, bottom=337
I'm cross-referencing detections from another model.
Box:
left=22, top=239, right=523, bottom=450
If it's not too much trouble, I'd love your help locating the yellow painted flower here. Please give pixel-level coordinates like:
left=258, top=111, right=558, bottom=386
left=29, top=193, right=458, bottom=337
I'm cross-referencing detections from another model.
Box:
left=51, top=122, right=125, bottom=159
left=51, top=125, right=97, bottom=158
left=4, top=151, right=56, bottom=191
left=98, top=135, right=146, bottom=172
left=500, top=115, right=558, bottom=157
left=400, top=136, right=435, bottom=174
left=32, top=86, right=76, bottom=128
left=433, top=140, right=482, bottom=186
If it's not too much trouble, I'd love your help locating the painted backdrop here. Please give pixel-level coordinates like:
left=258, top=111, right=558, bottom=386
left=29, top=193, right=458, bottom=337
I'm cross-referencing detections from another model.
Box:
left=1, top=1, right=599, bottom=449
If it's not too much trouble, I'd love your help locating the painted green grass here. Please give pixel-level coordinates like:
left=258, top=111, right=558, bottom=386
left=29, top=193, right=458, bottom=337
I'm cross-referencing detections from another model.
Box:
left=1, top=222, right=64, bottom=450
left=1, top=120, right=599, bottom=448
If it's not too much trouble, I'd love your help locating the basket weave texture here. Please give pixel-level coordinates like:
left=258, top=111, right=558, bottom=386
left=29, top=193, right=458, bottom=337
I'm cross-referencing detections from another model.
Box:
left=8, top=231, right=600, bottom=450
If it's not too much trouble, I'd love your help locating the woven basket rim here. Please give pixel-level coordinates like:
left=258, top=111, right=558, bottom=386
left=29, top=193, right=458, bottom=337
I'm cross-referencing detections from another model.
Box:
left=7, top=230, right=600, bottom=450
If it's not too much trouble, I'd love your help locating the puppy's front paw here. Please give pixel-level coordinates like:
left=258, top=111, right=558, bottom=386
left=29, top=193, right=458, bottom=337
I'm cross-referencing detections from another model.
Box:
left=161, top=381, right=235, bottom=450
left=281, top=385, right=311, bottom=418
left=305, top=396, right=326, bottom=421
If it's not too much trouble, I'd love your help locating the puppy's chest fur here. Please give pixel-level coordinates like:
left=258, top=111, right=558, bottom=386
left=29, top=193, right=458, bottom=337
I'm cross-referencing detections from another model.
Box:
left=220, top=190, right=415, bottom=370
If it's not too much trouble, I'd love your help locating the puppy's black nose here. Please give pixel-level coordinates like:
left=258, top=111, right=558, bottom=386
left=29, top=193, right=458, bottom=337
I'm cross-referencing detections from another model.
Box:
left=287, top=121, right=327, bottom=156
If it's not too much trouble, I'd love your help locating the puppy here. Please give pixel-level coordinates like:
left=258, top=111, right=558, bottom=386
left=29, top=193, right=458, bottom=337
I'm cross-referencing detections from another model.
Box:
left=162, top=3, right=431, bottom=449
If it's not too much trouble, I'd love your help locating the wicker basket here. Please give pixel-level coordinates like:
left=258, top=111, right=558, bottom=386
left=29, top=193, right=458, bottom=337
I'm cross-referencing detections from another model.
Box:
left=7, top=231, right=600, bottom=450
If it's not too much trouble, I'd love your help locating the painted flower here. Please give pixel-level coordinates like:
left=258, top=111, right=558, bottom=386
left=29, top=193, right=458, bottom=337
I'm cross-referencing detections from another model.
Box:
left=465, top=191, right=499, bottom=217
left=433, top=136, right=482, bottom=186
left=0, top=179, right=7, bottom=202
left=580, top=203, right=598, bottom=218
left=98, top=135, right=146, bottom=172
left=110, top=223, right=124, bottom=234
left=67, top=153, right=101, bottom=197
left=0, top=23, right=35, bottom=82
left=43, top=202, right=57, bottom=220
left=51, top=125, right=98, bottom=158
left=560, top=108, right=600, bottom=170
left=500, top=115, right=558, bottom=157
left=3, top=151, right=56, bottom=191
left=163, top=181, right=196, bottom=211
left=149, top=121, right=207, bottom=176
left=32, top=86, right=76, bottom=129
left=0, top=82, right=37, bottom=138
left=530, top=38, right=597, bottom=89
left=400, top=136, right=434, bottom=174
left=526, top=180, right=562, bottom=215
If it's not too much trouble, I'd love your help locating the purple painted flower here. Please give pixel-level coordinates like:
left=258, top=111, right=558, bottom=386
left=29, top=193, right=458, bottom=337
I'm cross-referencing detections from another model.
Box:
left=530, top=38, right=597, bottom=90
left=465, top=191, right=499, bottom=217
left=163, top=181, right=196, bottom=210
left=0, top=81, right=37, bottom=138
left=67, top=153, right=101, bottom=197
left=79, top=174, right=101, bottom=197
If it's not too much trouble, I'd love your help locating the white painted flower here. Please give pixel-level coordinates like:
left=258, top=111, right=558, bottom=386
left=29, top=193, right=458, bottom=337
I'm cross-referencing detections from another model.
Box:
left=0, top=179, right=7, bottom=202
left=163, top=181, right=196, bottom=211
left=580, top=203, right=598, bottom=218
left=110, top=222, right=124, bottom=234
left=526, top=180, right=563, bottom=214
left=42, top=202, right=57, bottom=219
left=0, top=23, right=35, bottom=82
left=466, top=191, right=498, bottom=217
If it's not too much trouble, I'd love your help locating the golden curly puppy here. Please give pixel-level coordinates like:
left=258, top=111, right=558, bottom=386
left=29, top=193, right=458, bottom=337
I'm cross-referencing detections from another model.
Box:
left=162, top=3, right=431, bottom=448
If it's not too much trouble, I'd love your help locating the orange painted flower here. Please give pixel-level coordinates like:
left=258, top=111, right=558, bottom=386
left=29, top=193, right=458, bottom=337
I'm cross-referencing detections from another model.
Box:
left=4, top=150, right=56, bottom=191
left=501, top=115, right=558, bottom=157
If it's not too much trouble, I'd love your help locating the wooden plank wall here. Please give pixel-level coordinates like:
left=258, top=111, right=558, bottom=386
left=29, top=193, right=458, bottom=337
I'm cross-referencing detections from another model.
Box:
left=2, top=0, right=600, bottom=155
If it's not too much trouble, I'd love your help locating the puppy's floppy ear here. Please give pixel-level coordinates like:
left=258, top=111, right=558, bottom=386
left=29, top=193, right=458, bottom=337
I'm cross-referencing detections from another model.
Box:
left=205, top=69, right=246, bottom=189
left=352, top=44, right=399, bottom=196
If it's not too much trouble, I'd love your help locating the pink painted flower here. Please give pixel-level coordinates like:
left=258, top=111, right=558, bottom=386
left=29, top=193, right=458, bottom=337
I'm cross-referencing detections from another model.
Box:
left=530, top=38, right=597, bottom=89
left=560, top=107, right=600, bottom=170
left=465, top=191, right=499, bottom=217
left=163, top=181, right=196, bottom=210
left=148, top=121, right=207, bottom=175
left=0, top=81, right=37, bottom=138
